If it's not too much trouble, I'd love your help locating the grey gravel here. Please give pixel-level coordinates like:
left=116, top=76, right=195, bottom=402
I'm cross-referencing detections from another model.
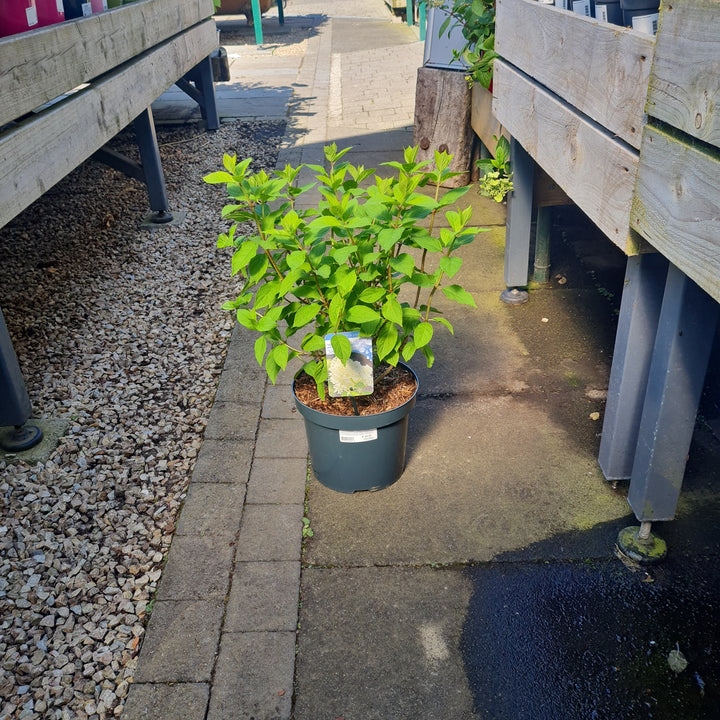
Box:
left=0, top=120, right=285, bottom=719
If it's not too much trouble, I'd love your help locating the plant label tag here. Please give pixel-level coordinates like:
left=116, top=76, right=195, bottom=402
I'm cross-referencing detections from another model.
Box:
left=339, top=429, right=378, bottom=444
left=325, top=332, right=374, bottom=398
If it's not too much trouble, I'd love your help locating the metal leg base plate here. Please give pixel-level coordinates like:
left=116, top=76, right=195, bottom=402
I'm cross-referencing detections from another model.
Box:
left=141, top=211, right=187, bottom=229
left=616, top=525, right=668, bottom=565
left=500, top=287, right=529, bottom=305
left=0, top=424, right=44, bottom=452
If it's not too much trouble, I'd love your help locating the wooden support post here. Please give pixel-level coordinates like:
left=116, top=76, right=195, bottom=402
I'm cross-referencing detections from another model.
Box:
left=0, top=308, right=32, bottom=427
left=627, top=264, right=720, bottom=521
left=414, top=66, right=474, bottom=188
left=599, top=253, right=668, bottom=481
left=501, top=137, right=533, bottom=303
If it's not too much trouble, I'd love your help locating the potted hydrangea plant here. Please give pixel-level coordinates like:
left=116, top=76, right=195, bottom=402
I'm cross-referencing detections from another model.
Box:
left=204, top=144, right=484, bottom=492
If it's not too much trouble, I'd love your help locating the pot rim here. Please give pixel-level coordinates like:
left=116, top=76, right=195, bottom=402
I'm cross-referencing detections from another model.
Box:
left=292, top=362, right=419, bottom=431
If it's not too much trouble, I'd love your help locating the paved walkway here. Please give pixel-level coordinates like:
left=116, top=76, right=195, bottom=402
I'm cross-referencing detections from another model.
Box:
left=125, top=3, right=429, bottom=718
left=125, top=1, right=720, bottom=718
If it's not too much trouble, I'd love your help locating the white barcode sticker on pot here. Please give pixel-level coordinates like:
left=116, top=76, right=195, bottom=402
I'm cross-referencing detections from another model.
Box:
left=339, top=429, right=378, bottom=443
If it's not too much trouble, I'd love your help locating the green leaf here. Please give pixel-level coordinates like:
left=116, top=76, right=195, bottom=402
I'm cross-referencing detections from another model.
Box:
left=329, top=294, right=346, bottom=327
left=248, top=253, right=269, bottom=283
left=346, top=305, right=381, bottom=324
left=287, top=250, right=307, bottom=270
left=254, top=280, right=280, bottom=310
left=376, top=322, right=399, bottom=361
left=256, top=306, right=282, bottom=332
left=301, top=333, right=326, bottom=352
left=270, top=344, right=289, bottom=372
left=439, top=256, right=463, bottom=278
left=442, top=284, right=477, bottom=307
left=330, top=333, right=352, bottom=363
left=412, top=234, right=442, bottom=253
left=331, top=245, right=356, bottom=264
left=401, top=339, right=417, bottom=363
left=231, top=241, right=259, bottom=276
left=203, top=170, right=235, bottom=184
left=235, top=308, right=257, bottom=330
left=414, top=321, right=434, bottom=348
left=431, top=317, right=454, bottom=335
left=266, top=353, right=281, bottom=384
left=437, top=185, right=471, bottom=207
left=381, top=295, right=404, bottom=325
left=293, top=303, right=322, bottom=327
left=217, top=232, right=235, bottom=249
left=254, top=336, right=267, bottom=366
left=308, top=215, right=344, bottom=231
left=337, top=269, right=358, bottom=297
left=378, top=227, right=404, bottom=252
left=389, top=253, right=415, bottom=276
left=421, top=344, right=435, bottom=368
left=358, top=287, right=386, bottom=303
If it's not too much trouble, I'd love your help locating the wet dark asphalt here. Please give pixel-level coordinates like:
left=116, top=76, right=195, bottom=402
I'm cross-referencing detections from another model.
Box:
left=461, top=550, right=720, bottom=719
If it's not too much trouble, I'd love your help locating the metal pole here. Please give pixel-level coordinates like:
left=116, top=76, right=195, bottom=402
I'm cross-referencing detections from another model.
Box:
left=501, top=137, right=533, bottom=304
left=532, top=206, right=552, bottom=285
left=251, top=0, right=263, bottom=44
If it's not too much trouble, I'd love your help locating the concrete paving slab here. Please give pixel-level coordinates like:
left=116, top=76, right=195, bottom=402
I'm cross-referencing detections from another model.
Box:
left=303, top=392, right=631, bottom=567
left=133, top=599, right=224, bottom=683
left=225, top=560, right=301, bottom=631
left=261, top=382, right=299, bottom=419
left=156, top=533, right=236, bottom=600
left=207, top=631, right=296, bottom=720
left=204, top=400, right=262, bottom=440
left=246, top=457, right=308, bottom=505
left=254, top=417, right=308, bottom=458
left=190, top=437, right=254, bottom=484
left=235, top=503, right=304, bottom=561
left=214, top=362, right=268, bottom=404
left=460, top=555, right=720, bottom=719
left=121, top=682, right=210, bottom=720
left=0, top=417, right=69, bottom=465
left=294, top=566, right=478, bottom=720
left=174, top=481, right=247, bottom=536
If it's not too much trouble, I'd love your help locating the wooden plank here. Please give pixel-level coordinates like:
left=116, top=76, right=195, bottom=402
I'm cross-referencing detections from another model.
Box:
left=0, top=20, right=217, bottom=230
left=631, top=124, right=720, bottom=303
left=495, top=0, right=655, bottom=150
left=645, top=0, right=720, bottom=147
left=470, top=84, right=505, bottom=154
left=493, top=59, right=639, bottom=253
left=0, top=0, right=215, bottom=127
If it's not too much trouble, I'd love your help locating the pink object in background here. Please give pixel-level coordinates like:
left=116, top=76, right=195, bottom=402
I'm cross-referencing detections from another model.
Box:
left=36, top=0, right=65, bottom=26
left=0, top=0, right=40, bottom=37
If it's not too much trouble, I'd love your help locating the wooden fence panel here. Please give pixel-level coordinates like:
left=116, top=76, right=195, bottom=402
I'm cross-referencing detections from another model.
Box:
left=496, top=0, right=654, bottom=150
left=493, top=59, right=639, bottom=253
left=645, top=0, right=720, bottom=146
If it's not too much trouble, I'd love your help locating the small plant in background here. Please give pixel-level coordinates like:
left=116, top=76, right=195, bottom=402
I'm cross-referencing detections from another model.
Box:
left=432, top=0, right=498, bottom=89
left=476, top=135, right=513, bottom=202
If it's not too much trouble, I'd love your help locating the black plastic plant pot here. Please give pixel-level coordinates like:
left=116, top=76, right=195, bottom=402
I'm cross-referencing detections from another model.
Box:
left=293, top=363, right=419, bottom=494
